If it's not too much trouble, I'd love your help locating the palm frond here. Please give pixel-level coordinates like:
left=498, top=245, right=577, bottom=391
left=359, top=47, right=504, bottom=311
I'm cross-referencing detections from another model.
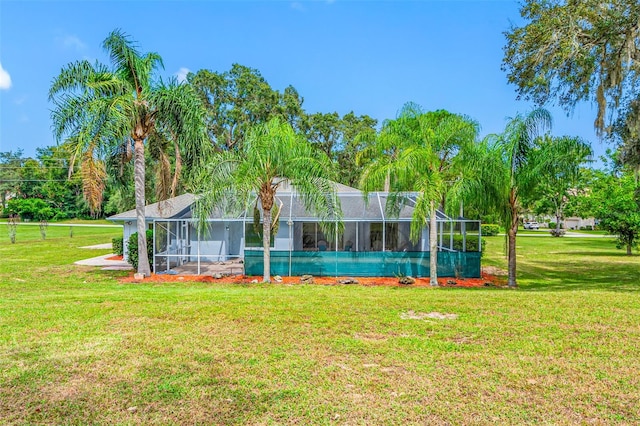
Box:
left=80, top=145, right=107, bottom=216
left=49, top=60, right=110, bottom=99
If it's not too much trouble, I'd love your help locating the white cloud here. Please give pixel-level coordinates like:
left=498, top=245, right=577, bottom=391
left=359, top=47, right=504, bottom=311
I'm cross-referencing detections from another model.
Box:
left=0, top=62, right=11, bottom=90
left=175, top=67, right=190, bottom=83
left=14, top=95, right=27, bottom=105
left=56, top=34, right=86, bottom=51
left=291, top=2, right=305, bottom=11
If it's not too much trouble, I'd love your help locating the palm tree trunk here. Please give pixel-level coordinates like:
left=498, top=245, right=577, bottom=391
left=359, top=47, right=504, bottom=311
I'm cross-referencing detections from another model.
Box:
left=263, top=207, right=272, bottom=283
left=429, top=200, right=438, bottom=286
left=507, top=210, right=518, bottom=288
left=134, top=138, right=152, bottom=277
left=170, top=141, right=182, bottom=198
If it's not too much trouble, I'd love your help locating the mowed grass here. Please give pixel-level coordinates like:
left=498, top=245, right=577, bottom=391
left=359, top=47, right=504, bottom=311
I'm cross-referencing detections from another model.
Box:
left=1, top=227, right=639, bottom=424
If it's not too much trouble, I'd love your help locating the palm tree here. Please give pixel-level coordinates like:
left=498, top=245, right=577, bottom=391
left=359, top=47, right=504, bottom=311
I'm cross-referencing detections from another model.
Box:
left=465, top=109, right=552, bottom=287
left=193, top=117, right=341, bottom=282
left=527, top=135, right=593, bottom=235
left=49, top=30, right=209, bottom=276
left=358, top=104, right=479, bottom=286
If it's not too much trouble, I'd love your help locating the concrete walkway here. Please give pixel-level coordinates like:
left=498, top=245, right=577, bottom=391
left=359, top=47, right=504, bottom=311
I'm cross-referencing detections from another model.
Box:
left=79, top=243, right=113, bottom=249
left=75, top=254, right=132, bottom=271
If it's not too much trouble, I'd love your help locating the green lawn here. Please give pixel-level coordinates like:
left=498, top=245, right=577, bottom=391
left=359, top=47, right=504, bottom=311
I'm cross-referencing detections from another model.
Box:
left=0, top=218, right=117, bottom=226
left=1, top=228, right=639, bottom=424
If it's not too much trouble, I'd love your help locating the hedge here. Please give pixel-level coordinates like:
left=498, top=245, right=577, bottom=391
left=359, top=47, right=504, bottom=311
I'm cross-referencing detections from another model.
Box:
left=127, top=230, right=154, bottom=271
left=452, top=235, right=486, bottom=254
left=112, top=237, right=124, bottom=256
left=481, top=224, right=500, bottom=236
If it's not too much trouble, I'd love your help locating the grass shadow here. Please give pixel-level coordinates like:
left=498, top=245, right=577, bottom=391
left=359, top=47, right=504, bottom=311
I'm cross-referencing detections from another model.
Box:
left=483, top=236, right=640, bottom=293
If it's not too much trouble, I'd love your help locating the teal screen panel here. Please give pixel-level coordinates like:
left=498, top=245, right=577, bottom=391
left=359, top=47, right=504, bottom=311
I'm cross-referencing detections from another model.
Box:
left=244, top=251, right=481, bottom=278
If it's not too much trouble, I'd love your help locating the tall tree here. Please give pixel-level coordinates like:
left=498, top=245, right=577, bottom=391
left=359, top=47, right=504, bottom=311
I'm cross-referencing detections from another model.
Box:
left=334, top=112, right=378, bottom=187
left=193, top=118, right=341, bottom=282
left=610, top=98, right=640, bottom=172
left=36, top=145, right=88, bottom=219
left=525, top=135, right=593, bottom=235
left=49, top=29, right=209, bottom=276
left=465, top=109, right=552, bottom=287
left=188, top=64, right=305, bottom=150
left=359, top=104, right=479, bottom=286
left=503, top=0, right=640, bottom=136
left=577, top=169, right=640, bottom=255
left=0, top=150, right=25, bottom=209
left=301, top=112, right=343, bottom=157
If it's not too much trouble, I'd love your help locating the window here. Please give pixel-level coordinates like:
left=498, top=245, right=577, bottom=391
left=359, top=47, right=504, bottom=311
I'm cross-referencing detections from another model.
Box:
left=370, top=223, right=383, bottom=251
left=302, top=223, right=328, bottom=250
left=369, top=222, right=414, bottom=251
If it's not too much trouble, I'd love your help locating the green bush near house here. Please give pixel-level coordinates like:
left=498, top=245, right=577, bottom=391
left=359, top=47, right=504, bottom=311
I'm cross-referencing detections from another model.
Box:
left=452, top=235, right=486, bottom=253
left=480, top=224, right=500, bottom=236
left=112, top=237, right=123, bottom=256
left=127, top=230, right=153, bottom=270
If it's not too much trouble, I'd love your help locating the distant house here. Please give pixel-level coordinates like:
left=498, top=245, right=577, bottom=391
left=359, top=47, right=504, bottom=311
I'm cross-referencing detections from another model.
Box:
left=563, top=216, right=596, bottom=230
left=107, top=182, right=482, bottom=278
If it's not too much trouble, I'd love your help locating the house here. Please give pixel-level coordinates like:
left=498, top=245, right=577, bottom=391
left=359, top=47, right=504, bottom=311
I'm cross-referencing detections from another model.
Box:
left=107, top=182, right=482, bottom=278
left=563, top=216, right=596, bottom=230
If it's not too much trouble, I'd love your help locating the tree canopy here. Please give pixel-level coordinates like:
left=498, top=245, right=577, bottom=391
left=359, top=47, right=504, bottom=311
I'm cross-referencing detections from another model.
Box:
left=579, top=169, right=640, bottom=254
left=359, top=103, right=479, bottom=286
left=465, top=109, right=553, bottom=287
left=524, top=135, right=593, bottom=235
left=503, top=0, right=640, bottom=135
left=188, top=64, right=305, bottom=151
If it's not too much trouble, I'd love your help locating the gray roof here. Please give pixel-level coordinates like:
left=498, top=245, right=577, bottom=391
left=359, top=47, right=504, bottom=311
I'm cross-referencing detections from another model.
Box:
left=107, top=193, right=196, bottom=221
left=275, top=179, right=361, bottom=194
left=107, top=182, right=451, bottom=222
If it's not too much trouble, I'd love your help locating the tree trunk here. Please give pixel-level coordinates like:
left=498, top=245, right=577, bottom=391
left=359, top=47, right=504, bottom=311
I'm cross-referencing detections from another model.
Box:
left=263, top=207, right=271, bottom=283
left=134, top=138, right=152, bottom=277
left=429, top=200, right=438, bottom=286
left=627, top=244, right=632, bottom=256
left=555, top=206, right=561, bottom=233
left=507, top=211, right=518, bottom=288
left=170, top=141, right=182, bottom=198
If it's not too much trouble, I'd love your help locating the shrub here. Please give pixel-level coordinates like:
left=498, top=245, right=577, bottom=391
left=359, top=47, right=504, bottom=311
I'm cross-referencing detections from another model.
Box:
left=6, top=198, right=56, bottom=221
left=548, top=222, right=556, bottom=229
left=127, top=230, right=153, bottom=270
left=112, top=237, right=124, bottom=256
left=481, top=224, right=500, bottom=236
left=452, top=235, right=486, bottom=253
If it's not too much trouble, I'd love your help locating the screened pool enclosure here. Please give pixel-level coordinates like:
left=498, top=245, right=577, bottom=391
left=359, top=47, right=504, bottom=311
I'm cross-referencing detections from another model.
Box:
left=126, top=185, right=483, bottom=278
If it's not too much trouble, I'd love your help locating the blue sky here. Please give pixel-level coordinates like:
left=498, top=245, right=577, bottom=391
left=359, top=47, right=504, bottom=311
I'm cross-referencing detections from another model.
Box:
left=0, top=0, right=606, bottom=161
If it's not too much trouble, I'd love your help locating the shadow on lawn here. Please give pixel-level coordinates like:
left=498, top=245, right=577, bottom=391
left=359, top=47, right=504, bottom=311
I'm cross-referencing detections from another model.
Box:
left=550, top=251, right=637, bottom=257
left=500, top=237, right=640, bottom=292
left=519, top=258, right=640, bottom=293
